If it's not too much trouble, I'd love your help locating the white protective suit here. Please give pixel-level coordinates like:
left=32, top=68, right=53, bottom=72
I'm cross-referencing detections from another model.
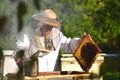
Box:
left=15, top=10, right=80, bottom=72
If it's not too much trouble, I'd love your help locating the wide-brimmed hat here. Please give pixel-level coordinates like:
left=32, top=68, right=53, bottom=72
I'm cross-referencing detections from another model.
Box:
left=34, top=9, right=61, bottom=27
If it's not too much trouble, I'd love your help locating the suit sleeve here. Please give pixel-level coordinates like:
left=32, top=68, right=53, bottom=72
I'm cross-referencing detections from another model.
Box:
left=60, top=33, right=80, bottom=53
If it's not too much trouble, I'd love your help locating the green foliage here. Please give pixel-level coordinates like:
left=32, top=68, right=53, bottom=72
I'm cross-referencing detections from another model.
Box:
left=57, top=0, right=120, bottom=53
left=103, top=72, right=120, bottom=80
left=0, top=0, right=120, bottom=53
left=0, top=35, right=16, bottom=50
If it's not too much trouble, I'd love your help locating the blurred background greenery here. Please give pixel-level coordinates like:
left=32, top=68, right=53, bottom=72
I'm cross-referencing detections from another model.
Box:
left=0, top=0, right=120, bottom=79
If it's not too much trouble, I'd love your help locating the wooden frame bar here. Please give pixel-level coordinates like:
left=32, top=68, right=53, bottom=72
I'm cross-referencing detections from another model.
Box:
left=24, top=73, right=90, bottom=80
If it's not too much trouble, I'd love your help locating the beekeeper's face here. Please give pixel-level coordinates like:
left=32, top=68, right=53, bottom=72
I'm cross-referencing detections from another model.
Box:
left=40, top=24, right=53, bottom=37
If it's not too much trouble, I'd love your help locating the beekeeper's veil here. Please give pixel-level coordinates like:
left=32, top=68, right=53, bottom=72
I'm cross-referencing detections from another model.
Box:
left=30, top=9, right=61, bottom=36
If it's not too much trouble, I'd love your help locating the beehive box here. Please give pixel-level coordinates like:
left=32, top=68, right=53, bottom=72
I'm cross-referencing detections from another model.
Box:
left=61, top=53, right=105, bottom=75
